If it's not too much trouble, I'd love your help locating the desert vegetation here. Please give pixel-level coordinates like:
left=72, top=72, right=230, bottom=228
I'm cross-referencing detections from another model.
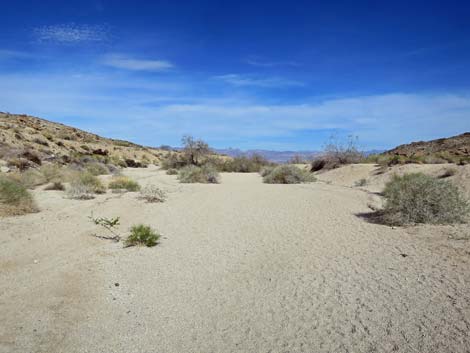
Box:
left=67, top=172, right=106, bottom=199
left=139, top=185, right=166, bottom=202
left=262, top=165, right=316, bottom=184
left=311, top=135, right=364, bottom=172
left=178, top=164, right=220, bottom=183
left=379, top=173, right=469, bottom=225
left=0, top=175, right=38, bottom=216
left=108, top=176, right=141, bottom=192
left=125, top=224, right=160, bottom=247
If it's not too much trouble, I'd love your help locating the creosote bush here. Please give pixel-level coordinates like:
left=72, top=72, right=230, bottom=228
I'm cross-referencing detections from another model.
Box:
left=262, top=165, right=316, bottom=184
left=178, top=164, right=220, bottom=184
left=382, top=173, right=469, bottom=225
left=0, top=175, right=38, bottom=216
left=108, top=176, right=141, bottom=191
left=139, top=185, right=166, bottom=203
left=125, top=224, right=160, bottom=247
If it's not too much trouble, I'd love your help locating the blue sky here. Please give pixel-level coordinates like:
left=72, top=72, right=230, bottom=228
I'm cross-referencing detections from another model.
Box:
left=1, top=0, right=470, bottom=150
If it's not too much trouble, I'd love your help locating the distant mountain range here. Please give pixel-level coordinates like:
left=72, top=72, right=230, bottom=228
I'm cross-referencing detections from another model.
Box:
left=213, top=148, right=321, bottom=163
left=213, top=148, right=386, bottom=163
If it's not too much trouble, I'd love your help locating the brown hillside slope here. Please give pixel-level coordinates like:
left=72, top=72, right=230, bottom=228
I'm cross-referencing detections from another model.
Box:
left=0, top=112, right=166, bottom=169
left=384, top=132, right=470, bottom=160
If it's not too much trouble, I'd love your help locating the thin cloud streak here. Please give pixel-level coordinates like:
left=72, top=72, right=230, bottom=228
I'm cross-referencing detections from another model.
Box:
left=33, top=23, right=109, bottom=44
left=214, top=74, right=303, bottom=87
left=102, top=54, right=174, bottom=71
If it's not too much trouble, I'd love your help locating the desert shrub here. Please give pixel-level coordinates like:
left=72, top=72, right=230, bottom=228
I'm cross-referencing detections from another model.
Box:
left=262, top=165, right=316, bottom=184
left=312, top=135, right=364, bottom=171
left=33, top=137, right=49, bottom=146
left=0, top=175, right=38, bottom=216
left=161, top=153, right=187, bottom=170
left=7, top=158, right=31, bottom=171
left=125, top=224, right=160, bottom=247
left=66, top=183, right=95, bottom=199
left=166, top=168, right=178, bottom=175
left=310, top=159, right=326, bottom=172
left=259, top=166, right=275, bottom=177
left=39, top=163, right=63, bottom=182
left=108, top=176, right=141, bottom=191
left=221, top=154, right=272, bottom=173
left=382, top=173, right=469, bottom=225
left=86, top=162, right=109, bottom=176
left=178, top=164, right=219, bottom=184
left=67, top=172, right=106, bottom=199
left=17, top=169, right=46, bottom=188
left=45, top=182, right=65, bottom=191
left=181, top=135, right=211, bottom=166
left=21, top=150, right=42, bottom=165
left=139, top=185, right=166, bottom=203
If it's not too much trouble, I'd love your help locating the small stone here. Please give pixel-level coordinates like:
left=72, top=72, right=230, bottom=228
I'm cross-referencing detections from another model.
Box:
left=114, top=282, right=120, bottom=287
left=33, top=259, right=39, bottom=264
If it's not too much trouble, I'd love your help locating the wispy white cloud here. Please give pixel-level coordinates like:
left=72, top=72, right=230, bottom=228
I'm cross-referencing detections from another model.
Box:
left=102, top=54, right=174, bottom=71
left=214, top=74, right=303, bottom=87
left=33, top=23, right=109, bottom=44
left=0, top=49, right=34, bottom=59
left=244, top=57, right=300, bottom=67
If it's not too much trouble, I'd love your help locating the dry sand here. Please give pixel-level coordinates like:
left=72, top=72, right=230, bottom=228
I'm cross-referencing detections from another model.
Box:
left=1, top=165, right=470, bottom=353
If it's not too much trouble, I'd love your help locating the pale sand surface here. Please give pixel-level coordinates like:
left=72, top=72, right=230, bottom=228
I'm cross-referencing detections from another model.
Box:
left=1, top=165, right=470, bottom=353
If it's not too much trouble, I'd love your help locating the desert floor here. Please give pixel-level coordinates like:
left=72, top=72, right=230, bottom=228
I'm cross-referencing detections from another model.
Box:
left=1, top=165, right=470, bottom=353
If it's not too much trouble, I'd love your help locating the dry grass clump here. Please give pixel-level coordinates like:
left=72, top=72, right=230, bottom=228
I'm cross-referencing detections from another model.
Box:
left=381, top=173, right=469, bottom=225
left=262, top=165, right=316, bottom=184
left=67, top=172, right=106, bottom=199
left=125, top=224, right=160, bottom=247
left=178, top=164, right=219, bottom=184
left=139, top=185, right=166, bottom=202
left=0, top=175, right=38, bottom=216
left=108, top=176, right=141, bottom=191
left=85, top=162, right=110, bottom=176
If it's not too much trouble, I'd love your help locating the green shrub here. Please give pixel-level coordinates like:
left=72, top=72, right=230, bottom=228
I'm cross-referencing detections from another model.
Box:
left=108, top=176, right=141, bottom=191
left=382, top=173, right=469, bottom=225
left=0, top=175, right=38, bottom=216
left=178, top=164, right=219, bottom=184
left=125, top=224, right=160, bottom=247
left=262, top=165, right=316, bottom=184
left=139, top=185, right=166, bottom=202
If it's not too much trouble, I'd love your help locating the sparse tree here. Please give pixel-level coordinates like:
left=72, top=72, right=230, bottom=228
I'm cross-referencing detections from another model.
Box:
left=181, top=135, right=211, bottom=166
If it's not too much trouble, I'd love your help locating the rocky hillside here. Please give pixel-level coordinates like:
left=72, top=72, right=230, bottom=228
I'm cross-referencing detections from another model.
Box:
left=384, top=132, right=470, bottom=163
left=0, top=112, right=166, bottom=171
